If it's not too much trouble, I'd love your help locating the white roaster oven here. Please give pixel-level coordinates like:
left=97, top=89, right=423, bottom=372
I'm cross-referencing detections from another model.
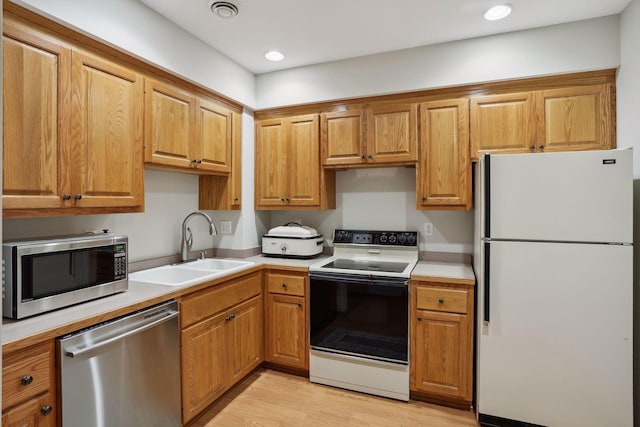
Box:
left=262, top=223, right=324, bottom=258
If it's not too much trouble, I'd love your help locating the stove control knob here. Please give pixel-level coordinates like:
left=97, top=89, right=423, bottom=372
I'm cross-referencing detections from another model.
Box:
left=345, top=231, right=353, bottom=242
left=388, top=234, right=397, bottom=244
left=398, top=234, right=407, bottom=244
left=407, top=234, right=417, bottom=245
left=379, top=234, right=388, bottom=243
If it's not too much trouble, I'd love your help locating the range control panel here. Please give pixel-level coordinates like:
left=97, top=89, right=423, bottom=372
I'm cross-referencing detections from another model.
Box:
left=333, top=229, right=418, bottom=247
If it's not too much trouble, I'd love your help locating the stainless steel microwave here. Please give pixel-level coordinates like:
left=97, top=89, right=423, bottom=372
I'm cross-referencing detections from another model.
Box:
left=2, top=234, right=128, bottom=319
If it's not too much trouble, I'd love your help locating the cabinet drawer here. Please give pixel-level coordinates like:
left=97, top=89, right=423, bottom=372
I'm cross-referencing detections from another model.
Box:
left=3, top=346, right=52, bottom=410
left=416, top=287, right=468, bottom=314
left=182, top=272, right=262, bottom=328
left=267, top=273, right=305, bottom=296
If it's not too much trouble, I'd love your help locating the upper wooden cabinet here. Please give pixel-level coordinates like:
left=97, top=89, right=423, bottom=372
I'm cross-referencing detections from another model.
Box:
left=536, top=84, right=613, bottom=153
left=255, top=114, right=335, bottom=210
left=417, top=99, right=471, bottom=210
left=144, top=78, right=234, bottom=175
left=3, top=16, right=144, bottom=217
left=470, top=92, right=536, bottom=159
left=199, top=111, right=242, bottom=210
left=321, top=103, right=418, bottom=167
left=470, top=84, right=614, bottom=159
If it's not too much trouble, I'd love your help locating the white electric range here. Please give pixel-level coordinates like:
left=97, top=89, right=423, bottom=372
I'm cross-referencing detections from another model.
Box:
left=308, top=229, right=419, bottom=401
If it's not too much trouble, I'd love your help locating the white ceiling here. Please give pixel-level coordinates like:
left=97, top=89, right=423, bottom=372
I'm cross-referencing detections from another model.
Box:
left=139, top=0, right=630, bottom=74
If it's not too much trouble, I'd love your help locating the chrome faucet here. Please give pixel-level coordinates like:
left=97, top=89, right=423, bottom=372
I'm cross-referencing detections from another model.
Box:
left=181, top=211, right=217, bottom=262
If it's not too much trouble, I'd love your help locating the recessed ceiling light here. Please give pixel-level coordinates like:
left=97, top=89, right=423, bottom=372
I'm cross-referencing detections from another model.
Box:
left=265, top=50, right=285, bottom=62
left=209, top=1, right=238, bottom=19
left=484, top=4, right=512, bottom=21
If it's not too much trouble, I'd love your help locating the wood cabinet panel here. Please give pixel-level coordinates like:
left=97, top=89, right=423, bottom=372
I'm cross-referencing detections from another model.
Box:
left=196, top=97, right=232, bottom=173
left=411, top=281, right=473, bottom=406
left=71, top=50, right=144, bottom=208
left=366, top=103, right=418, bottom=164
left=2, top=392, right=55, bottom=427
left=536, top=84, right=613, bottom=152
left=321, top=109, right=365, bottom=166
left=267, top=273, right=305, bottom=297
left=418, top=99, right=470, bottom=210
left=288, top=114, right=320, bottom=206
left=470, top=92, right=536, bottom=159
left=144, top=78, right=195, bottom=169
left=255, top=118, right=288, bottom=207
left=266, top=294, right=307, bottom=369
left=2, top=19, right=71, bottom=210
left=181, top=311, right=229, bottom=421
left=229, top=297, right=263, bottom=383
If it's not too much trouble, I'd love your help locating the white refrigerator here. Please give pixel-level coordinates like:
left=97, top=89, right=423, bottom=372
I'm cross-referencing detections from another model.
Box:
left=473, top=148, right=633, bottom=427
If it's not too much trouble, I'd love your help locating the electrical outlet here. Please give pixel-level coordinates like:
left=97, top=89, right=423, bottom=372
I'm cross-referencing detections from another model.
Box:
left=424, top=222, right=433, bottom=236
left=220, top=220, right=233, bottom=235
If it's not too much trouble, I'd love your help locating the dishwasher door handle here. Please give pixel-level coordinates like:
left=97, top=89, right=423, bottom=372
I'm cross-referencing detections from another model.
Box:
left=65, top=309, right=179, bottom=358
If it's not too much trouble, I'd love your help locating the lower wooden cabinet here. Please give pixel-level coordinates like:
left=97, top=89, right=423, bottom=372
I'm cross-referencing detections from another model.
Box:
left=2, top=342, right=56, bottom=427
left=264, top=270, right=308, bottom=370
left=180, top=272, right=263, bottom=423
left=410, top=281, right=474, bottom=407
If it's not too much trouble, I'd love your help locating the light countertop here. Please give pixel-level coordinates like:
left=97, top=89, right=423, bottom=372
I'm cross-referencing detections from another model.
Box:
left=411, top=261, right=476, bottom=285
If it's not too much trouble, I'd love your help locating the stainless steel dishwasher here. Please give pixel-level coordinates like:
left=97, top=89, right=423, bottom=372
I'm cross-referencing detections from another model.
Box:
left=57, top=300, right=181, bottom=427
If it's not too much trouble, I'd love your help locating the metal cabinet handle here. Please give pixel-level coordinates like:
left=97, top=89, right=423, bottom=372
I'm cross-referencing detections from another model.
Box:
left=280, top=198, right=285, bottom=202
left=367, top=154, right=372, bottom=159
left=191, top=159, right=197, bottom=164
left=196, top=159, right=202, bottom=164
left=417, top=317, right=423, bottom=321
left=421, top=196, right=426, bottom=202
left=361, top=154, right=366, bottom=159
left=62, top=194, right=71, bottom=201
left=282, top=283, right=287, bottom=288
left=529, top=145, right=535, bottom=152
left=438, top=298, right=445, bottom=304
left=285, top=198, right=290, bottom=203
left=234, top=197, right=239, bottom=202
left=41, top=406, right=53, bottom=416
left=297, top=303, right=302, bottom=308
left=538, top=145, right=545, bottom=151
left=74, top=194, right=82, bottom=200
left=21, top=375, right=33, bottom=386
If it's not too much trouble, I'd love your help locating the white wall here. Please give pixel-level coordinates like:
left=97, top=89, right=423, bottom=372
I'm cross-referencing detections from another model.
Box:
left=256, top=15, right=620, bottom=109
left=617, top=0, right=640, bottom=423
left=271, top=167, right=474, bottom=254
left=11, top=0, right=256, bottom=107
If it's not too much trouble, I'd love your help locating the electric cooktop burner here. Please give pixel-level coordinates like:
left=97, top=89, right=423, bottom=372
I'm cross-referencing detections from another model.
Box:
left=320, top=259, right=410, bottom=273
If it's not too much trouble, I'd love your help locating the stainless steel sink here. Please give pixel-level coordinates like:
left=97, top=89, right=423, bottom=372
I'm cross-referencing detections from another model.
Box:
left=129, top=259, right=254, bottom=287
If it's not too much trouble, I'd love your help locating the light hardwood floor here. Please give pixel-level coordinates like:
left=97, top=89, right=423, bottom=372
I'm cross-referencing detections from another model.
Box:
left=190, top=368, right=479, bottom=426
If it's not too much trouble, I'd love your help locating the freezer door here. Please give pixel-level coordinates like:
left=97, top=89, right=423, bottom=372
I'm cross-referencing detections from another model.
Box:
left=477, top=241, right=632, bottom=427
left=485, top=149, right=632, bottom=243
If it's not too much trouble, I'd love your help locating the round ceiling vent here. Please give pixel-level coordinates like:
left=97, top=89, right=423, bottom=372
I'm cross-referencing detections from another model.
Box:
left=209, top=1, right=239, bottom=19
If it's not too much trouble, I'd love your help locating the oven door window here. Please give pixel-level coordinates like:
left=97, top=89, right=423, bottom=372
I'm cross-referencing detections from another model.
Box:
left=310, top=275, right=408, bottom=364
left=21, top=246, right=116, bottom=301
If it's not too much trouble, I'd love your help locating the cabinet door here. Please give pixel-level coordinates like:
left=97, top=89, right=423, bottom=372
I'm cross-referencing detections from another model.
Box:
left=366, top=103, right=418, bottom=164
left=288, top=114, right=320, bottom=206
left=536, top=84, right=613, bottom=152
left=195, top=97, right=232, bottom=174
left=266, top=294, right=307, bottom=369
left=2, top=392, right=55, bottom=427
left=181, top=311, right=229, bottom=423
left=321, top=109, right=366, bottom=166
left=255, top=118, right=288, bottom=207
left=470, top=92, right=536, bottom=159
left=144, top=78, right=195, bottom=169
left=70, top=51, right=143, bottom=208
left=229, top=296, right=263, bottom=383
left=2, top=20, right=71, bottom=210
left=418, top=99, right=470, bottom=210
left=413, top=310, right=471, bottom=400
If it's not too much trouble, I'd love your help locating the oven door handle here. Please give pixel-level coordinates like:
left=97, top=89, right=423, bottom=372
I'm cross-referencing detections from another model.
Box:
left=309, top=272, right=408, bottom=287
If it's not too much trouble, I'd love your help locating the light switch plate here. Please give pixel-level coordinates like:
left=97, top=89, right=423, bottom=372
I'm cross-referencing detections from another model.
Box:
left=424, top=222, right=433, bottom=236
left=220, top=220, right=233, bottom=234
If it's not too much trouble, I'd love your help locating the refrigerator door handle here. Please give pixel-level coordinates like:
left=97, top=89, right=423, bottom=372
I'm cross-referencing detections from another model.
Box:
left=484, top=155, right=491, bottom=238
left=484, top=241, right=490, bottom=322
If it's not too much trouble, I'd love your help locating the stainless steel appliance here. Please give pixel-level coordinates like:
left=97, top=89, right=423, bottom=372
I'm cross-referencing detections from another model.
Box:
left=57, top=300, right=181, bottom=427
left=3, top=233, right=128, bottom=319
left=262, top=223, right=324, bottom=258
left=308, top=229, right=418, bottom=401
left=474, top=149, right=633, bottom=427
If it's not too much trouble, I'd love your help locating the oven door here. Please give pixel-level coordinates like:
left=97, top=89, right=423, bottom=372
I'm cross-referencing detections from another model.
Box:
left=309, top=271, right=409, bottom=365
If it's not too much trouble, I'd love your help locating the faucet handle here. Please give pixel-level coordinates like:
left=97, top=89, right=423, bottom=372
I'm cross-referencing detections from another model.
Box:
left=199, top=250, right=207, bottom=260
left=185, top=227, right=193, bottom=250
